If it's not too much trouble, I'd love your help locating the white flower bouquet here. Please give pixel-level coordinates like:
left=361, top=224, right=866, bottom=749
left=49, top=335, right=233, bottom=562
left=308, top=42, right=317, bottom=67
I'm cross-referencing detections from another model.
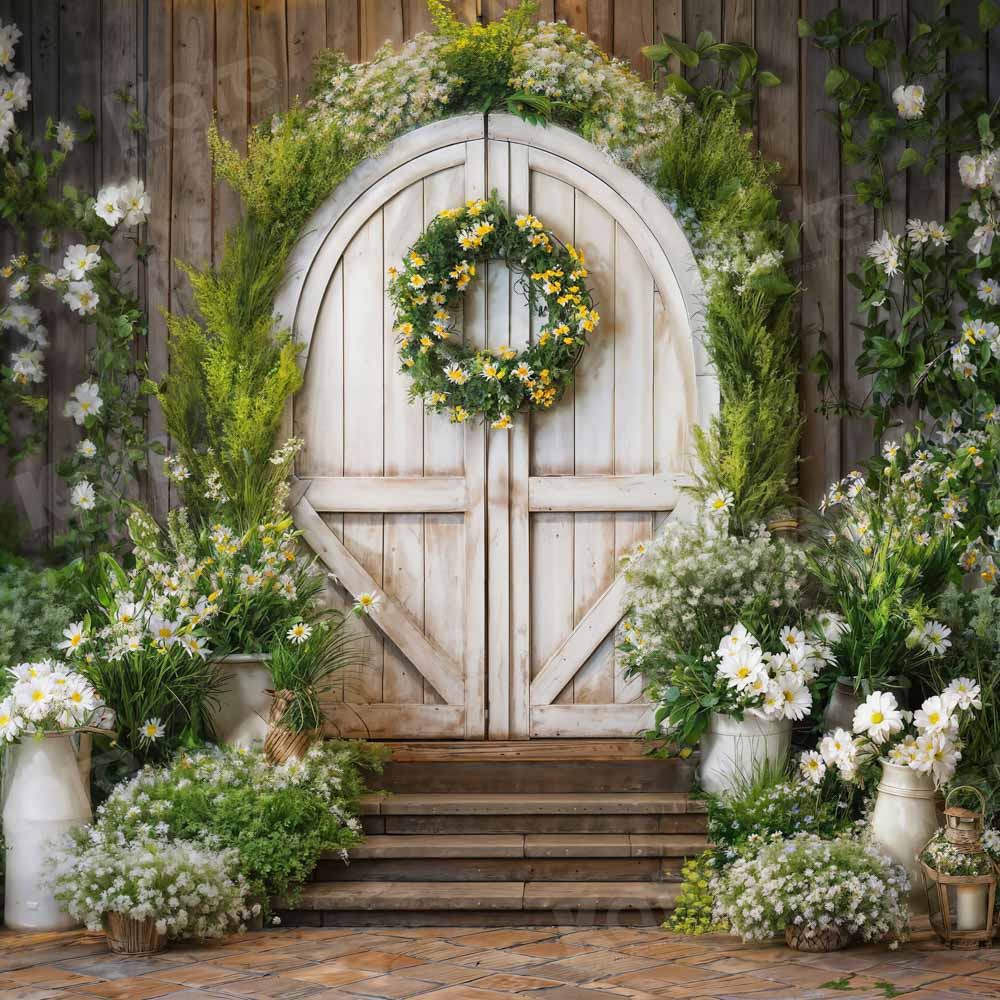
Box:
left=711, top=622, right=827, bottom=723
left=0, top=659, right=103, bottom=742
left=46, top=827, right=251, bottom=943
left=799, top=677, right=982, bottom=788
left=713, top=831, right=910, bottom=946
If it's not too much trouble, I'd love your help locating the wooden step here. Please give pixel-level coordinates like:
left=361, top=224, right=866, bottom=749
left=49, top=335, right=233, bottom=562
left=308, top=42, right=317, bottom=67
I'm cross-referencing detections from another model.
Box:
left=280, top=880, right=681, bottom=927
left=380, top=739, right=658, bottom=761
left=360, top=793, right=701, bottom=815
left=312, top=831, right=706, bottom=882
left=345, top=833, right=706, bottom=860
left=363, top=811, right=707, bottom=835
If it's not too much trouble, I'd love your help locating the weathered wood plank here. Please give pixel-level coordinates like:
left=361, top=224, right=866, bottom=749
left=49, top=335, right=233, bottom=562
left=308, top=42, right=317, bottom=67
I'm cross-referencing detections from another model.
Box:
left=614, top=0, right=654, bottom=77
left=799, top=0, right=842, bottom=504
left=328, top=0, right=360, bottom=60
left=382, top=180, right=429, bottom=706
left=287, top=0, right=325, bottom=102
left=248, top=0, right=288, bottom=124
left=463, top=136, right=488, bottom=739
left=145, top=0, right=173, bottom=522
left=360, top=0, right=403, bottom=58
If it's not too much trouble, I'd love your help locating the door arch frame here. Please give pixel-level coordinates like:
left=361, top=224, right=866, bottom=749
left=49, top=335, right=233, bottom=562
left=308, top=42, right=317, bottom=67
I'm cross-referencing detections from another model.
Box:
left=275, top=112, right=717, bottom=740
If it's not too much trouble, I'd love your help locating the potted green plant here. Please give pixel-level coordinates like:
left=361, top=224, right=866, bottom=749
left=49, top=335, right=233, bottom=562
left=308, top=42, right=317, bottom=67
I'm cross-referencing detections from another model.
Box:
left=800, top=678, right=982, bottom=911
left=263, top=611, right=365, bottom=764
left=620, top=503, right=827, bottom=790
left=809, top=464, right=961, bottom=730
left=124, top=499, right=323, bottom=750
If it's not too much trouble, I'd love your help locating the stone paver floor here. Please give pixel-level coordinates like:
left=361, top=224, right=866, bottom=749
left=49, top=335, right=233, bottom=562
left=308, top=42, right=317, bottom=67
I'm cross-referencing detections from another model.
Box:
left=2, top=923, right=999, bottom=1000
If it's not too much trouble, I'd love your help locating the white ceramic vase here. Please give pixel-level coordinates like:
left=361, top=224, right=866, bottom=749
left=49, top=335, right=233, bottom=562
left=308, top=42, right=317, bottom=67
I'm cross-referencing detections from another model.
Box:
left=3, top=734, right=92, bottom=930
left=208, top=653, right=273, bottom=749
left=870, top=760, right=939, bottom=915
left=698, top=711, right=792, bottom=795
left=821, top=677, right=863, bottom=734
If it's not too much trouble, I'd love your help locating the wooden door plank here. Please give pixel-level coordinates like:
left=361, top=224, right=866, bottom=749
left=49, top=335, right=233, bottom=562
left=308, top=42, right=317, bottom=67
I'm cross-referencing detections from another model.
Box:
left=571, top=189, right=617, bottom=707
left=509, top=141, right=532, bottom=739
left=530, top=575, right=628, bottom=707
left=613, top=224, right=656, bottom=705
left=800, top=0, right=843, bottom=504
left=528, top=168, right=577, bottom=708
left=214, top=0, right=249, bottom=265
left=613, top=0, right=654, bottom=78
left=422, top=163, right=471, bottom=708
left=324, top=704, right=466, bottom=739
left=464, top=137, right=488, bottom=739
left=295, top=496, right=466, bottom=706
left=383, top=181, right=429, bottom=706
left=531, top=704, right=655, bottom=738
left=146, top=0, right=173, bottom=523
left=342, top=210, right=386, bottom=702
left=486, top=138, right=513, bottom=738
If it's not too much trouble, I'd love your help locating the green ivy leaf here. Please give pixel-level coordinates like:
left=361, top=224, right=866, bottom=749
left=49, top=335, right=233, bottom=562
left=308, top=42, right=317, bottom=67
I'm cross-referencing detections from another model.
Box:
left=896, top=147, right=921, bottom=171
left=758, top=71, right=781, bottom=88
left=825, top=66, right=849, bottom=96
left=797, top=19, right=815, bottom=38
left=643, top=37, right=699, bottom=68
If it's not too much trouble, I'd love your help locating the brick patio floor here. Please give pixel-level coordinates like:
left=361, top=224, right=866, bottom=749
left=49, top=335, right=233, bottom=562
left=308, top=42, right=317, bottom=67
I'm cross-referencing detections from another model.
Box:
left=2, top=924, right=999, bottom=1000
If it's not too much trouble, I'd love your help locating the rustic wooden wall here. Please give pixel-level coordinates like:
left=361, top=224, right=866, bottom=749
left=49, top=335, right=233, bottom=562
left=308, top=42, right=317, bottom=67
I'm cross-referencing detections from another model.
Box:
left=3, top=0, right=992, bottom=545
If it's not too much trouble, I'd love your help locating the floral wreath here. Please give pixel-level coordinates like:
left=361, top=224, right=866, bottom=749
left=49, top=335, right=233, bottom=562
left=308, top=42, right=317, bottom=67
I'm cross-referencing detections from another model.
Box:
left=388, top=194, right=600, bottom=428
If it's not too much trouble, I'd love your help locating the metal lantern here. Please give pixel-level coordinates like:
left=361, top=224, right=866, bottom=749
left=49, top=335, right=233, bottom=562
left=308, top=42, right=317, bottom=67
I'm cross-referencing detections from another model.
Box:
left=921, top=786, right=998, bottom=949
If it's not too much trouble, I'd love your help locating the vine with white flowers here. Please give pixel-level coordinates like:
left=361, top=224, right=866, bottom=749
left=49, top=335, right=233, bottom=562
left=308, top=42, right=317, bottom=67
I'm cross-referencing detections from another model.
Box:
left=0, top=16, right=155, bottom=557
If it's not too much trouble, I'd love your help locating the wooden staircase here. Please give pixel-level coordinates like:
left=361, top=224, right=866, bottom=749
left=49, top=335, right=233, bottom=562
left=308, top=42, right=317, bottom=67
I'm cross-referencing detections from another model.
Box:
left=279, top=741, right=707, bottom=927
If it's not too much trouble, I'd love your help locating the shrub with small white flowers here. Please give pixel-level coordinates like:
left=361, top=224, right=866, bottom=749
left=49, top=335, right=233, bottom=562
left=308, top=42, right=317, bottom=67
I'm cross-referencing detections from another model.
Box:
left=83, top=741, right=383, bottom=914
left=619, top=505, right=825, bottom=747
left=46, top=831, right=250, bottom=941
left=713, top=831, right=910, bottom=945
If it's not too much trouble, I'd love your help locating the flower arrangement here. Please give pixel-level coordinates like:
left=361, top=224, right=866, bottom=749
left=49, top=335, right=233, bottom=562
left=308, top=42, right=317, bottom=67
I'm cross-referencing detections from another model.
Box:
left=47, top=829, right=250, bottom=941
left=267, top=611, right=364, bottom=736
left=809, top=465, right=966, bottom=689
left=620, top=508, right=820, bottom=746
left=800, top=678, right=983, bottom=789
left=667, top=852, right=727, bottom=935
left=389, top=195, right=600, bottom=427
left=86, top=741, right=383, bottom=910
left=713, top=831, right=910, bottom=946
left=708, top=622, right=824, bottom=724
left=0, top=659, right=101, bottom=742
left=126, top=504, right=323, bottom=655
left=922, top=826, right=1000, bottom=877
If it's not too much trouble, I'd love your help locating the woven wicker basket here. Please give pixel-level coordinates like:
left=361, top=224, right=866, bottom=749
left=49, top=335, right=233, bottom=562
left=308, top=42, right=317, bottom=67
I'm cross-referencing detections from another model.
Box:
left=264, top=689, right=320, bottom=764
left=104, top=912, right=167, bottom=955
left=784, top=923, right=852, bottom=952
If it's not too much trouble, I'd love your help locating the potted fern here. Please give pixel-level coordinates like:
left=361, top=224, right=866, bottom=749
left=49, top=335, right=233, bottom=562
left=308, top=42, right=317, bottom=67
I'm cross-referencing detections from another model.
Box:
left=264, top=611, right=365, bottom=764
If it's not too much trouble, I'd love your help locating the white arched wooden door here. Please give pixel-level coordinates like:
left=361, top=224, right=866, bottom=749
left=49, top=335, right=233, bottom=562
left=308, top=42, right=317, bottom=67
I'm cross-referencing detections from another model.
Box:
left=275, top=113, right=715, bottom=741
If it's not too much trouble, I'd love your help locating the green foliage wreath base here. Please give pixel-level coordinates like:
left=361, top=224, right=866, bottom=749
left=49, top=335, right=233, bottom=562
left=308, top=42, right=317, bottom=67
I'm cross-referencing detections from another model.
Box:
left=390, top=194, right=600, bottom=427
